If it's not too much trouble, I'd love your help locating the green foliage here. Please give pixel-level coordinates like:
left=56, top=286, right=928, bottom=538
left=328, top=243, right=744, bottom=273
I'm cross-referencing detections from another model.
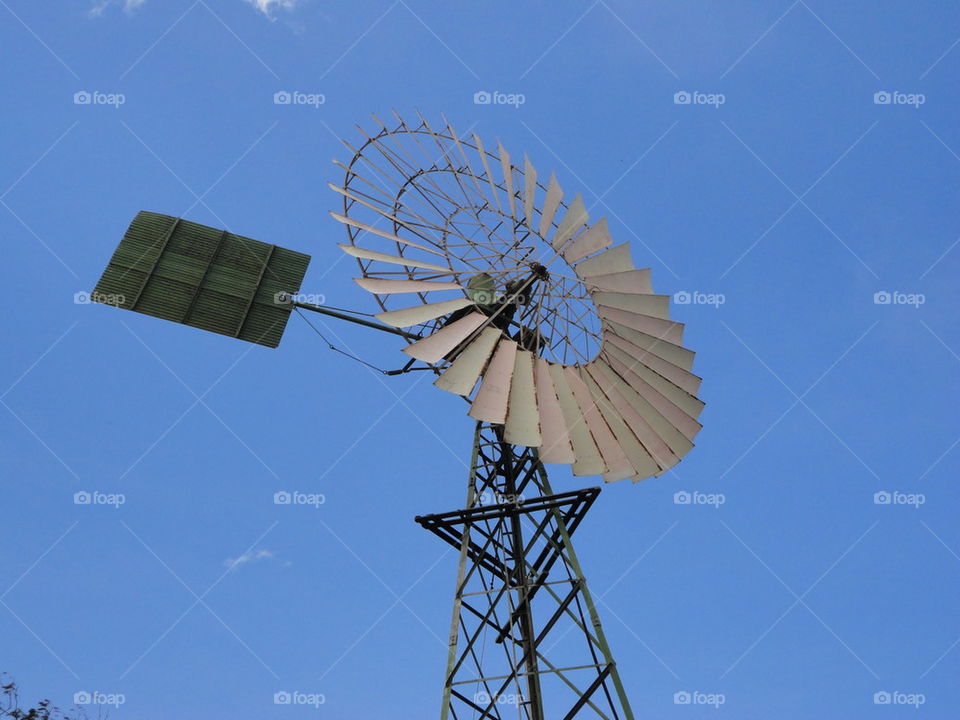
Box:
left=1, top=676, right=88, bottom=720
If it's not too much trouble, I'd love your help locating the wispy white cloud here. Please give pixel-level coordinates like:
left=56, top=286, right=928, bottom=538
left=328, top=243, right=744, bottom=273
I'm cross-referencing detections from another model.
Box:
left=245, top=0, right=299, bottom=20
left=89, top=0, right=147, bottom=16
left=224, top=548, right=275, bottom=570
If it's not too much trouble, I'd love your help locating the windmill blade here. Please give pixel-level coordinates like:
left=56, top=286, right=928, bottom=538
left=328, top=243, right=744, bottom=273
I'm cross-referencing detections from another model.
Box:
left=329, top=183, right=444, bottom=245
left=552, top=194, right=588, bottom=250
left=582, top=268, right=653, bottom=294
left=354, top=278, right=463, bottom=294
left=471, top=133, right=503, bottom=214
left=597, top=305, right=684, bottom=345
left=469, top=339, right=518, bottom=424
left=605, top=332, right=702, bottom=397
left=329, top=212, right=445, bottom=256
left=435, top=326, right=503, bottom=396
left=585, top=364, right=679, bottom=472
left=498, top=142, right=517, bottom=223
left=574, top=243, right=635, bottom=277
left=339, top=244, right=452, bottom=273
left=565, top=366, right=633, bottom=481
left=539, top=174, right=563, bottom=238
left=523, top=155, right=537, bottom=230
left=563, top=217, right=612, bottom=263
left=376, top=298, right=473, bottom=328
left=402, top=312, right=489, bottom=363
left=549, top=363, right=604, bottom=476
left=604, top=341, right=704, bottom=421
left=580, top=368, right=660, bottom=480
left=603, top=319, right=695, bottom=371
left=592, top=291, right=670, bottom=320
left=589, top=360, right=697, bottom=455
left=504, top=349, right=540, bottom=447
left=534, top=357, right=575, bottom=464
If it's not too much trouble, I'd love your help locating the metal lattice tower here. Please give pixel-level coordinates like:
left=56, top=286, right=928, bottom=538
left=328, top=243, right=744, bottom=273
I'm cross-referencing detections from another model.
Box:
left=418, top=423, right=635, bottom=719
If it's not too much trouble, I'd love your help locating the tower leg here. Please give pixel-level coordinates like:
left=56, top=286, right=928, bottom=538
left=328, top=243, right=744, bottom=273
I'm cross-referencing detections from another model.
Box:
left=416, top=423, right=635, bottom=720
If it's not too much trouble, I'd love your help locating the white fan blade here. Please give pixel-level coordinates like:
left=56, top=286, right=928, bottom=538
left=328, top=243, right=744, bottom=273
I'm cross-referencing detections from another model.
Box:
left=574, top=243, right=634, bottom=277
left=354, top=278, right=462, bottom=294
left=592, top=292, right=670, bottom=320
left=563, top=217, right=612, bottom=263
left=472, top=133, right=502, bottom=213
left=339, top=244, right=451, bottom=273
left=552, top=193, right=588, bottom=249
left=523, top=155, right=537, bottom=230
left=579, top=368, right=660, bottom=481
left=434, top=326, right=502, bottom=396
left=468, top=339, right=518, bottom=424
left=590, top=360, right=697, bottom=455
left=498, top=142, right=517, bottom=223
left=604, top=341, right=704, bottom=422
left=586, top=368, right=679, bottom=473
left=329, top=212, right=443, bottom=256
left=566, top=366, right=634, bottom=480
left=504, top=349, right=540, bottom=447
left=597, top=305, right=684, bottom=345
left=539, top=173, right=563, bottom=238
left=534, top=357, right=575, bottom=464
left=603, top=319, right=695, bottom=371
left=604, top=333, right=702, bottom=397
left=376, top=298, right=473, bottom=328
left=582, top=268, right=653, bottom=295
left=329, top=183, right=442, bottom=243
left=402, top=312, right=489, bottom=363
left=548, top=363, right=604, bottom=476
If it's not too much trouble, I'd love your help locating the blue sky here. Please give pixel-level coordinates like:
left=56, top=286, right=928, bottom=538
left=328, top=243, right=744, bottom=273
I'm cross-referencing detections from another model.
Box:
left=2, top=1, right=959, bottom=717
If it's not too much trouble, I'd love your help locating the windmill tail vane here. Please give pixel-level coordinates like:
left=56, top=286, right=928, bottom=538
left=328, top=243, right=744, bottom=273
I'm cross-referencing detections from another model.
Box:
left=89, top=111, right=704, bottom=718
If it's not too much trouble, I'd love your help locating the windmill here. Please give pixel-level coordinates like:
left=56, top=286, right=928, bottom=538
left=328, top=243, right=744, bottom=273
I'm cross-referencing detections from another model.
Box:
left=90, top=111, right=704, bottom=719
